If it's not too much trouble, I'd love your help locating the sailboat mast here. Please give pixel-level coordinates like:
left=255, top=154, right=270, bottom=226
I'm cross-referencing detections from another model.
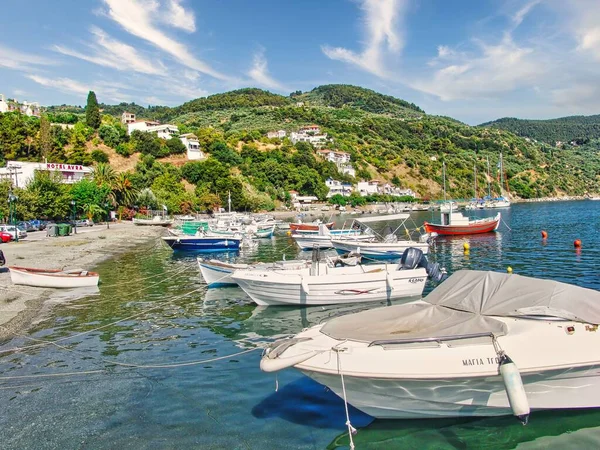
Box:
left=474, top=163, right=477, bottom=199
left=228, top=190, right=231, bottom=213
left=500, top=152, right=504, bottom=194
left=443, top=161, right=447, bottom=202
left=486, top=156, right=491, bottom=197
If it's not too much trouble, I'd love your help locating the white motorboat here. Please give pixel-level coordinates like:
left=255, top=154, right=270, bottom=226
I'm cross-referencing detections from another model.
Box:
left=9, top=266, right=99, bottom=288
left=197, top=258, right=312, bottom=287
left=261, top=270, right=600, bottom=423
left=292, top=225, right=374, bottom=250
left=231, top=248, right=443, bottom=306
left=133, top=216, right=173, bottom=226
left=331, top=239, right=430, bottom=259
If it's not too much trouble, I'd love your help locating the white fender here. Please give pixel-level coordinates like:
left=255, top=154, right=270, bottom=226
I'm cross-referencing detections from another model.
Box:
left=260, top=351, right=320, bottom=372
left=301, top=276, right=310, bottom=295
left=500, top=354, right=530, bottom=424
left=386, top=271, right=394, bottom=291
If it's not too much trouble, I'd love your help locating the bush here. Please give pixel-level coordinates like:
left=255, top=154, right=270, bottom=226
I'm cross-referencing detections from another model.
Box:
left=91, top=149, right=109, bottom=163
left=116, top=143, right=134, bottom=157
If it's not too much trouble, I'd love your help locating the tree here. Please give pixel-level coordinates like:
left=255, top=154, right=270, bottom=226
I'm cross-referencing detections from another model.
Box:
left=91, top=149, right=109, bottom=163
left=112, top=172, right=139, bottom=206
left=85, top=91, right=101, bottom=129
left=165, top=137, right=186, bottom=154
left=98, top=124, right=122, bottom=148
left=39, top=115, right=52, bottom=160
left=92, top=163, right=117, bottom=187
left=209, top=142, right=242, bottom=166
left=136, top=188, right=158, bottom=209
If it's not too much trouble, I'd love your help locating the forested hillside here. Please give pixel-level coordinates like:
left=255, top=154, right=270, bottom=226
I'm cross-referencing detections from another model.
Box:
left=480, top=115, right=600, bottom=145
left=2, top=85, right=600, bottom=218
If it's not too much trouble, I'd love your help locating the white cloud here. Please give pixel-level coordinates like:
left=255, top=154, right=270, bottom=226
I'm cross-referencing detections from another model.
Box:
left=247, top=48, right=288, bottom=92
left=27, top=75, right=90, bottom=96
left=101, top=0, right=231, bottom=81
left=511, top=0, right=542, bottom=28
left=53, top=27, right=163, bottom=75
left=161, top=0, right=196, bottom=32
left=322, top=0, right=407, bottom=78
left=0, top=45, right=55, bottom=70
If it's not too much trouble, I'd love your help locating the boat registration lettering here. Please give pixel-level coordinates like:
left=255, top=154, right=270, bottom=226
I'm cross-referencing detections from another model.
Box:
left=462, top=357, right=500, bottom=366
left=408, top=278, right=425, bottom=284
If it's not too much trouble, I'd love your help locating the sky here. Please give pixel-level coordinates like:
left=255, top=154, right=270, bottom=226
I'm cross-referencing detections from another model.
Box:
left=1, top=0, right=599, bottom=124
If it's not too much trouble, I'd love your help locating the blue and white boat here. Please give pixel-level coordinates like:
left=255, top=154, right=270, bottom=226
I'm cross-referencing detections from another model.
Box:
left=162, top=235, right=241, bottom=252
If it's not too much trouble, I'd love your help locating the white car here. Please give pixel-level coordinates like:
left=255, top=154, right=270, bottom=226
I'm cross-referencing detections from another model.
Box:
left=0, top=224, right=27, bottom=240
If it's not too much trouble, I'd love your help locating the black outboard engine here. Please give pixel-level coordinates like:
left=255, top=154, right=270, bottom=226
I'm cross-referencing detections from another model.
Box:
left=0, top=249, right=5, bottom=266
left=399, top=247, right=424, bottom=270
left=426, top=262, right=446, bottom=283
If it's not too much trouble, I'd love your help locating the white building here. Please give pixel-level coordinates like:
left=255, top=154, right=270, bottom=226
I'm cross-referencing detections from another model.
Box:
left=267, top=130, right=286, bottom=139
left=325, top=178, right=353, bottom=198
left=317, top=149, right=351, bottom=165
left=0, top=161, right=92, bottom=188
left=290, top=131, right=329, bottom=147
left=180, top=133, right=204, bottom=160
left=21, top=101, right=40, bottom=117
left=0, top=95, right=8, bottom=113
left=300, top=125, right=321, bottom=134
left=127, top=121, right=179, bottom=140
left=357, top=180, right=380, bottom=196
left=340, top=164, right=356, bottom=178
left=121, top=111, right=136, bottom=124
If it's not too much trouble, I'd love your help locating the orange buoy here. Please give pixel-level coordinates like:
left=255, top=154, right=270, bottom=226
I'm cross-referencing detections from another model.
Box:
left=541, top=230, right=548, bottom=239
left=574, top=239, right=582, bottom=248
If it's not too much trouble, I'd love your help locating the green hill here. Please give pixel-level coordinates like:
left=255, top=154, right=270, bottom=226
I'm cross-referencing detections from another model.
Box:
left=480, top=115, right=600, bottom=145
left=5, top=85, right=600, bottom=210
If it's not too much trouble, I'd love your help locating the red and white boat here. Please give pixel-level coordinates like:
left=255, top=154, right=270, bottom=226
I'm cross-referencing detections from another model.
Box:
left=424, top=211, right=501, bottom=236
left=289, top=221, right=334, bottom=232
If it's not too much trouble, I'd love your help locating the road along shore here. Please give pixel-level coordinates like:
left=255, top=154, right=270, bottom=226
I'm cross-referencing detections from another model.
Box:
left=0, top=222, right=164, bottom=341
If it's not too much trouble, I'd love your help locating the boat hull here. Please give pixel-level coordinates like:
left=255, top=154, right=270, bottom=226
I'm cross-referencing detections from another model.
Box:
left=332, top=240, right=429, bottom=259
left=162, top=236, right=241, bottom=252
left=290, top=222, right=334, bottom=232
left=424, top=215, right=500, bottom=236
left=9, top=266, right=99, bottom=288
left=232, top=266, right=427, bottom=306
left=293, top=234, right=374, bottom=250
left=197, top=260, right=246, bottom=286
left=133, top=218, right=173, bottom=226
left=303, top=364, right=600, bottom=419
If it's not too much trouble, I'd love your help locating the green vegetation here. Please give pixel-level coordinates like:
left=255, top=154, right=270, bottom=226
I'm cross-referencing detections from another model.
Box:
left=2, top=84, right=600, bottom=218
left=480, top=115, right=600, bottom=145
left=85, top=91, right=101, bottom=130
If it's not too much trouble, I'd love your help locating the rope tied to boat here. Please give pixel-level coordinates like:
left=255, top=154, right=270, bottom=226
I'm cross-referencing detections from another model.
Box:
left=333, top=344, right=356, bottom=450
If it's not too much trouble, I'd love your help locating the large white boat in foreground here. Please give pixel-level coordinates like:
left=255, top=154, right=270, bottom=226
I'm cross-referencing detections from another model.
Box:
left=261, top=270, right=600, bottom=421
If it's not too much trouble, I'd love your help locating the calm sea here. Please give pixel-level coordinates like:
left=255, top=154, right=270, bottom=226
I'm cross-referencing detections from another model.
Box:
left=2, top=201, right=600, bottom=449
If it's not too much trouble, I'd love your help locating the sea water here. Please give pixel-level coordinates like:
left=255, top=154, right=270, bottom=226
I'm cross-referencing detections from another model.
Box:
left=2, top=201, right=600, bottom=449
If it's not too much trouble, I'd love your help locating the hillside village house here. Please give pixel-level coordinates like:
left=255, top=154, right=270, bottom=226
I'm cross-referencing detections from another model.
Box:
left=0, top=161, right=92, bottom=188
left=325, top=178, right=353, bottom=198
left=266, top=130, right=286, bottom=139
left=0, top=95, right=40, bottom=117
left=179, top=133, right=204, bottom=160
left=127, top=121, right=179, bottom=140
left=316, top=149, right=351, bottom=165
left=357, top=180, right=380, bottom=196
left=121, top=111, right=136, bottom=124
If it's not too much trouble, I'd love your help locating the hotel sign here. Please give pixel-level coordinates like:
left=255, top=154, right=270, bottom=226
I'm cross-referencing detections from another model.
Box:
left=46, top=163, right=86, bottom=171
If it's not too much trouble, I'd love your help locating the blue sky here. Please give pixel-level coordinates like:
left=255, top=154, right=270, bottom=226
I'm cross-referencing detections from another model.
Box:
left=1, top=0, right=599, bottom=124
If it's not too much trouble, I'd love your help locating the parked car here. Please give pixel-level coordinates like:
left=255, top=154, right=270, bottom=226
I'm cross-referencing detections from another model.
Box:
left=74, top=219, right=94, bottom=227
left=0, top=231, right=12, bottom=243
left=18, top=221, right=37, bottom=232
left=29, top=219, right=46, bottom=231
left=0, top=224, right=27, bottom=240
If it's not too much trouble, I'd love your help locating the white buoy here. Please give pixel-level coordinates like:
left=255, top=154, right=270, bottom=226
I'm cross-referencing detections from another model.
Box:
left=499, top=353, right=530, bottom=424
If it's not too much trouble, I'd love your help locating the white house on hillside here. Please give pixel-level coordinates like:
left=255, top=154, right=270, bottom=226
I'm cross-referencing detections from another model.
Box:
left=357, top=180, right=380, bottom=196
left=325, top=178, right=353, bottom=198
left=317, top=149, right=351, bottom=165
left=0, top=95, right=8, bottom=113
left=121, top=111, right=136, bottom=124
left=267, top=130, right=286, bottom=139
left=180, top=133, right=204, bottom=160
left=127, top=121, right=179, bottom=140
left=21, top=101, right=41, bottom=117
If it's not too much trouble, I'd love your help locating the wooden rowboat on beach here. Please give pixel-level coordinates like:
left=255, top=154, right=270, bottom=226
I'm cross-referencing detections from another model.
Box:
left=9, top=266, right=100, bottom=288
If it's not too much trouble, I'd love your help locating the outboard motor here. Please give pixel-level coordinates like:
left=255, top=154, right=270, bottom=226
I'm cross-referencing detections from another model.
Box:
left=0, top=249, right=5, bottom=266
left=399, top=247, right=424, bottom=270
left=426, top=262, right=446, bottom=283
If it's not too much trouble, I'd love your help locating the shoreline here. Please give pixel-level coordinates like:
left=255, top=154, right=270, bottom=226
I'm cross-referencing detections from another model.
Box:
left=0, top=222, right=164, bottom=341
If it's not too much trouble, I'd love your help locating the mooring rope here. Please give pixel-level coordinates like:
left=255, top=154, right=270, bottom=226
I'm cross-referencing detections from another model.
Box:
left=334, top=344, right=356, bottom=450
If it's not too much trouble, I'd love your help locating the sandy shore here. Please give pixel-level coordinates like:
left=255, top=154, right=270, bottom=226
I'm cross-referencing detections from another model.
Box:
left=0, top=222, right=164, bottom=341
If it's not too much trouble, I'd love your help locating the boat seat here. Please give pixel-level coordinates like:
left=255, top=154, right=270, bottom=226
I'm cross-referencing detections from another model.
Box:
left=81, top=271, right=88, bottom=276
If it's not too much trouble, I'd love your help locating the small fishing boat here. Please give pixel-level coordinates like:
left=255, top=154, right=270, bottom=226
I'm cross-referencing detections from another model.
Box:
left=292, top=229, right=374, bottom=250
left=332, top=239, right=430, bottom=259
left=289, top=221, right=334, bottom=232
left=162, top=235, right=241, bottom=252
left=231, top=248, right=444, bottom=306
left=197, top=258, right=312, bottom=287
left=260, top=270, right=600, bottom=422
left=9, top=266, right=99, bottom=288
left=133, top=216, right=173, bottom=226
left=424, top=211, right=501, bottom=235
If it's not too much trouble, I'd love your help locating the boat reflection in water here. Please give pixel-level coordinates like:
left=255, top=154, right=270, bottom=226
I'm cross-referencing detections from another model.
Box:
left=327, top=408, right=600, bottom=449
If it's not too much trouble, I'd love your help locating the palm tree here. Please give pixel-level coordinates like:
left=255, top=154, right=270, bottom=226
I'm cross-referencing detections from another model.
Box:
left=112, top=172, right=139, bottom=206
left=82, top=203, right=104, bottom=221
left=92, top=163, right=116, bottom=187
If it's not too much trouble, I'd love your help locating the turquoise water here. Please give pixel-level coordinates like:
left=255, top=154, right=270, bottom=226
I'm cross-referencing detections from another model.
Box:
left=2, top=201, right=600, bottom=449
